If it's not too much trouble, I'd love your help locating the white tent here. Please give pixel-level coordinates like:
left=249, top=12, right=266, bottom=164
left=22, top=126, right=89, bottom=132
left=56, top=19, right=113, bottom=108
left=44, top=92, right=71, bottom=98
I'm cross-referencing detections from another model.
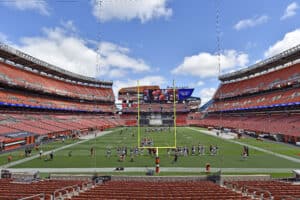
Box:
left=292, top=170, right=300, bottom=179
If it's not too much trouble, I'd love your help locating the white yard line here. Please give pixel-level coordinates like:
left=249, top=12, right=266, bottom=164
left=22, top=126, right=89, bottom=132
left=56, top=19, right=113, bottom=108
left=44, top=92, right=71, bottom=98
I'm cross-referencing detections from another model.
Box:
left=0, top=129, right=122, bottom=169
left=4, top=127, right=299, bottom=174
left=188, top=127, right=300, bottom=164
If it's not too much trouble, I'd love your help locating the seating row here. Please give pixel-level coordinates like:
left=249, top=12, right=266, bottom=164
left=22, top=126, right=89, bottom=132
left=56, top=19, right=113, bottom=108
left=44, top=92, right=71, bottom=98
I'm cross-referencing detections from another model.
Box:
left=189, top=114, right=300, bottom=139
left=72, top=181, right=250, bottom=200
left=0, top=89, right=115, bottom=113
left=122, top=103, right=190, bottom=113
left=224, top=180, right=300, bottom=200
left=0, top=178, right=88, bottom=200
left=209, top=87, right=300, bottom=112
left=214, top=63, right=300, bottom=99
left=0, top=113, right=125, bottom=143
left=0, top=62, right=114, bottom=102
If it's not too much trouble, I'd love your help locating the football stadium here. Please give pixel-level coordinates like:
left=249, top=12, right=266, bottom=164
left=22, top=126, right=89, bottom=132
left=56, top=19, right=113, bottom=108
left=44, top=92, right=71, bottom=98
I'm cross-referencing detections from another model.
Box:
left=0, top=0, right=300, bottom=199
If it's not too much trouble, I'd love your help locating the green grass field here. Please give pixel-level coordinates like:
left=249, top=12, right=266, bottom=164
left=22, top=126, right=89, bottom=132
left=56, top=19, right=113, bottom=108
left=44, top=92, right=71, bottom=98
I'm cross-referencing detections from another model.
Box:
left=236, top=137, right=300, bottom=159
left=139, top=126, right=176, bottom=147
left=11, top=127, right=300, bottom=169
left=0, top=139, right=77, bottom=166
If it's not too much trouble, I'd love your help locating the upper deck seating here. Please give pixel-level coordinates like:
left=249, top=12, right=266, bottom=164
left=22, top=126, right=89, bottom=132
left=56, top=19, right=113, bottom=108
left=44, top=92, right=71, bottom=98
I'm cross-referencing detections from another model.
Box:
left=0, top=61, right=114, bottom=102
left=208, top=87, right=300, bottom=112
left=122, top=103, right=190, bottom=113
left=0, top=89, right=115, bottom=113
left=214, top=63, right=300, bottom=99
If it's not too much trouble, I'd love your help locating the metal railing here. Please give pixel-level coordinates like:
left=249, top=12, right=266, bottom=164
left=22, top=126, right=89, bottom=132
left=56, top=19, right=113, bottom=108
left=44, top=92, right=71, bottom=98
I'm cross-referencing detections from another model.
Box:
left=18, top=193, right=45, bottom=200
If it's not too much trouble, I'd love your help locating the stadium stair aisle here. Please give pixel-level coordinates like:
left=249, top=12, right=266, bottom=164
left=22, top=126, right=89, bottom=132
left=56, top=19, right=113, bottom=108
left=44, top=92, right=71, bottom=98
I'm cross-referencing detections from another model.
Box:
left=224, top=180, right=300, bottom=200
left=0, top=178, right=91, bottom=200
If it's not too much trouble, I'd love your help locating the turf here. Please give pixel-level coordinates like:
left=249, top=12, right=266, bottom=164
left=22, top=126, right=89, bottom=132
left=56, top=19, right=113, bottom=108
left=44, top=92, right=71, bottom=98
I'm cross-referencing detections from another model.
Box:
left=139, top=126, right=176, bottom=147
left=236, top=138, right=300, bottom=159
left=12, top=127, right=300, bottom=169
left=0, top=139, right=77, bottom=166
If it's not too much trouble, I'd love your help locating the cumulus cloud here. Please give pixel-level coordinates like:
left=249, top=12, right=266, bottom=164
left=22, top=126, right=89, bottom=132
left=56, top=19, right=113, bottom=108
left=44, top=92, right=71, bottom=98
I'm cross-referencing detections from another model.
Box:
left=188, top=81, right=205, bottom=89
left=14, top=22, right=151, bottom=78
left=1, top=0, right=49, bottom=15
left=200, top=88, right=216, bottom=105
left=234, top=15, right=269, bottom=30
left=0, top=32, right=9, bottom=44
left=99, top=42, right=150, bottom=73
left=196, top=81, right=204, bottom=86
left=281, top=2, right=299, bottom=20
left=18, top=27, right=98, bottom=78
left=91, top=0, right=172, bottom=23
left=264, top=29, right=300, bottom=57
left=172, top=50, right=249, bottom=78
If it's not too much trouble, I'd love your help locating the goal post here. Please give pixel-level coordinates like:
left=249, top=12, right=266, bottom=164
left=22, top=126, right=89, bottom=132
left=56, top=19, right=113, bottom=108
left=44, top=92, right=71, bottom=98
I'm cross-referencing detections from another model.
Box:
left=137, top=80, right=177, bottom=149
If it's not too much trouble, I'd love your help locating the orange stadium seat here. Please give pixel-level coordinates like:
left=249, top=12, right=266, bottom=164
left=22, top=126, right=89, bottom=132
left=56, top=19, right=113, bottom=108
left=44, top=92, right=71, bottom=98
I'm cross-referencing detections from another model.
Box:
left=214, top=63, right=300, bottom=99
left=72, top=181, right=250, bottom=200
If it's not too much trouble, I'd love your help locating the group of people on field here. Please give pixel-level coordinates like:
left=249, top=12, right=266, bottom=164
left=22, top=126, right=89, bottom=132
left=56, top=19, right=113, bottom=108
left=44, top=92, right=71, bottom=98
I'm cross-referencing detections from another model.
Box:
left=145, top=127, right=171, bottom=133
left=167, top=144, right=219, bottom=157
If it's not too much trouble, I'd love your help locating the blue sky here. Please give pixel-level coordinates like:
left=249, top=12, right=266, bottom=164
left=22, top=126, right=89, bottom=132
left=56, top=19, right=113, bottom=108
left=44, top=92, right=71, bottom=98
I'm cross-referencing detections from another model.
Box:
left=0, top=0, right=300, bottom=104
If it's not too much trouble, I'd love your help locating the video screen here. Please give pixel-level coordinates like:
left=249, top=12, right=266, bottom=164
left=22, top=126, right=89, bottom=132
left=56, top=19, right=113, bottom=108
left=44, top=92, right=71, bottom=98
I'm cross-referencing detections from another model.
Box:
left=143, top=88, right=193, bottom=103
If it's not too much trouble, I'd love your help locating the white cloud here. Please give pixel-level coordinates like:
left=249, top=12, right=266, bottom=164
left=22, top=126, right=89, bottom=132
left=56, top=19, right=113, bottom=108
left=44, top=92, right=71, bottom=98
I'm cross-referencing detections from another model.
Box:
left=264, top=29, right=300, bottom=57
left=91, top=0, right=172, bottom=23
left=0, top=32, right=9, bottom=44
left=108, top=69, right=127, bottom=78
left=188, top=81, right=204, bottom=89
left=234, top=15, right=269, bottom=30
left=60, top=20, right=77, bottom=33
left=18, top=27, right=98, bottom=78
left=113, top=75, right=166, bottom=102
left=2, top=0, right=49, bottom=15
left=172, top=50, right=249, bottom=78
left=99, top=42, right=150, bottom=73
left=200, top=88, right=216, bottom=105
left=197, top=81, right=204, bottom=86
left=14, top=23, right=151, bottom=78
left=281, top=2, right=299, bottom=20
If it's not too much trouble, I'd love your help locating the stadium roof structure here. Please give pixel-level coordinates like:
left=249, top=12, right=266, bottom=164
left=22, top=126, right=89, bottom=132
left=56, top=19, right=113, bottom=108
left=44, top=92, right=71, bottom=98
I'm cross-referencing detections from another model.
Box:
left=119, top=85, right=160, bottom=93
left=0, top=43, right=112, bottom=86
left=219, top=44, right=300, bottom=82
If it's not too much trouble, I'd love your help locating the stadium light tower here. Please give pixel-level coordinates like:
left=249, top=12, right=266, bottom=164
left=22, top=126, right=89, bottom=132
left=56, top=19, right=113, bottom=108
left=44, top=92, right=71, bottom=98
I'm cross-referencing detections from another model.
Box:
left=215, top=0, right=223, bottom=173
left=215, top=0, right=221, bottom=77
left=96, top=0, right=103, bottom=76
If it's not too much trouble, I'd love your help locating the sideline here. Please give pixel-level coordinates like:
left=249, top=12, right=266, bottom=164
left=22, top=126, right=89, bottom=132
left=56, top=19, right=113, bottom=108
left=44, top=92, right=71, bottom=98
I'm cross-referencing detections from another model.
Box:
left=6, top=167, right=295, bottom=173
left=188, top=127, right=300, bottom=164
left=0, top=128, right=122, bottom=169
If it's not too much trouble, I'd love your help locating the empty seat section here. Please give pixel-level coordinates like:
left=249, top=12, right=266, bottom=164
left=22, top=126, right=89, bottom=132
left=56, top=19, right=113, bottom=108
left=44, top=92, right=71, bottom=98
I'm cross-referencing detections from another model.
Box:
left=0, top=61, right=115, bottom=102
left=225, top=180, right=300, bottom=200
left=72, top=181, right=250, bottom=200
left=215, top=63, right=300, bottom=99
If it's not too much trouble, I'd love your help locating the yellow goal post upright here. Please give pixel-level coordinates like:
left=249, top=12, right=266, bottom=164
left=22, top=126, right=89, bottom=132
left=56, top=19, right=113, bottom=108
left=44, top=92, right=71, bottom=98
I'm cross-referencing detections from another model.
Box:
left=137, top=80, right=177, bottom=173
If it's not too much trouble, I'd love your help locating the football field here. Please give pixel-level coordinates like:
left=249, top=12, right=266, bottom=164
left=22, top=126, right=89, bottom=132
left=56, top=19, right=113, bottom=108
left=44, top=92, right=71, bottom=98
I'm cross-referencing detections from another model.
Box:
left=9, top=127, right=300, bottom=169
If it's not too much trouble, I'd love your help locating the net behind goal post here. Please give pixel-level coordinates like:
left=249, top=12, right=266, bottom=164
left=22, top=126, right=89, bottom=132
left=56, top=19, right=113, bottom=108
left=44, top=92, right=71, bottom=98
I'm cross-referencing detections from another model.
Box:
left=137, top=80, right=177, bottom=149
